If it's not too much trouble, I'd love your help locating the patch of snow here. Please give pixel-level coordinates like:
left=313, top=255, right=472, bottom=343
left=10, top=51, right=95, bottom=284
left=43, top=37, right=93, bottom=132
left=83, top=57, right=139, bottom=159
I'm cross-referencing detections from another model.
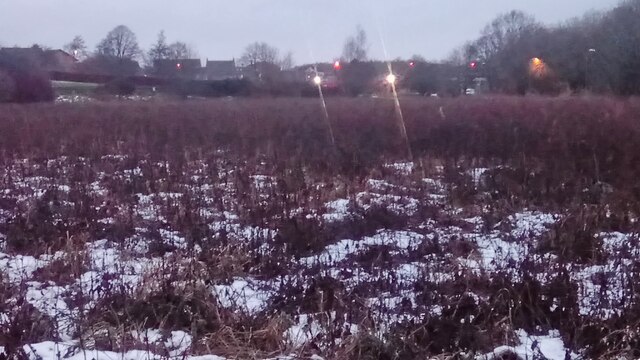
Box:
left=22, top=341, right=226, bottom=360
left=82, top=239, right=162, bottom=297
left=25, top=282, right=77, bottom=341
left=214, top=278, right=272, bottom=314
left=468, top=168, right=488, bottom=186
left=57, top=185, right=71, bottom=193
left=0, top=253, right=55, bottom=283
left=158, top=192, right=183, bottom=200
left=300, top=230, right=424, bottom=267
left=209, top=222, right=276, bottom=242
left=159, top=229, right=188, bottom=250
left=456, top=212, right=558, bottom=280
left=506, top=211, right=558, bottom=238
left=599, top=231, right=639, bottom=258
left=322, top=199, right=351, bottom=223
left=252, top=175, right=276, bottom=190
left=131, top=329, right=193, bottom=357
left=55, top=95, right=93, bottom=104
left=366, top=179, right=403, bottom=193
left=0, top=312, right=8, bottom=325
left=123, top=167, right=143, bottom=177
left=89, top=181, right=108, bottom=197
left=422, top=177, right=446, bottom=191
left=464, top=216, right=485, bottom=232
left=384, top=162, right=414, bottom=176
left=285, top=313, right=323, bottom=348
left=135, top=194, right=164, bottom=222
left=285, top=312, right=358, bottom=349
left=478, top=329, right=578, bottom=360
left=97, top=217, right=114, bottom=225
left=572, top=260, right=631, bottom=318
left=356, top=192, right=419, bottom=217
left=101, top=154, right=127, bottom=161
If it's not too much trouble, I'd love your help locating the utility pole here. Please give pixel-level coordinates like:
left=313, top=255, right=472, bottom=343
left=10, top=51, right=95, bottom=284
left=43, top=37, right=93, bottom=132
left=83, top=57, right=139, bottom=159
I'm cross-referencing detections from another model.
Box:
left=586, top=48, right=597, bottom=92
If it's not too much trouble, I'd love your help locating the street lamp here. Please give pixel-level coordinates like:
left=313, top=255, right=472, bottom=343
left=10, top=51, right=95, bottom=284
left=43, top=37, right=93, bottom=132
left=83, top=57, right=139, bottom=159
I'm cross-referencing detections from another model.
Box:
left=529, top=57, right=547, bottom=75
left=586, top=49, right=597, bottom=92
left=528, top=57, right=546, bottom=93
left=386, top=73, right=397, bottom=85
left=531, top=57, right=543, bottom=67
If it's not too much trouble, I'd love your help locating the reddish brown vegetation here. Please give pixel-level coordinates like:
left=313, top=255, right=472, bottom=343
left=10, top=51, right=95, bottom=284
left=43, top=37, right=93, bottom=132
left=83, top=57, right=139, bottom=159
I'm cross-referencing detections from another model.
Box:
left=1, top=96, right=640, bottom=359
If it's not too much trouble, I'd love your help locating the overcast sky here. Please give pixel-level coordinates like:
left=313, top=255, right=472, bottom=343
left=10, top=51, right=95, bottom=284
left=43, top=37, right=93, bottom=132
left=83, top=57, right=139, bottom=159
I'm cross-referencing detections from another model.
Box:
left=0, top=0, right=618, bottom=64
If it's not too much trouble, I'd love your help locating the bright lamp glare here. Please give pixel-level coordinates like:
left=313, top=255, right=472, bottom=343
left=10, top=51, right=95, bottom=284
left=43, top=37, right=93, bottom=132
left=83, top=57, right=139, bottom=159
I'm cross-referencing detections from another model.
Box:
left=313, top=76, right=322, bottom=85
left=386, top=74, right=397, bottom=84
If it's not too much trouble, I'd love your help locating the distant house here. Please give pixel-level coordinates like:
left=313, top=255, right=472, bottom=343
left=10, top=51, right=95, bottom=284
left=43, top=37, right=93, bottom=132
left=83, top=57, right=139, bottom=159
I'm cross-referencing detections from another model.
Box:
left=299, top=65, right=339, bottom=87
left=202, top=60, right=238, bottom=81
left=240, top=62, right=281, bottom=82
left=76, top=55, right=141, bottom=77
left=44, top=50, right=78, bottom=72
left=153, top=58, right=202, bottom=79
left=0, top=46, right=77, bottom=72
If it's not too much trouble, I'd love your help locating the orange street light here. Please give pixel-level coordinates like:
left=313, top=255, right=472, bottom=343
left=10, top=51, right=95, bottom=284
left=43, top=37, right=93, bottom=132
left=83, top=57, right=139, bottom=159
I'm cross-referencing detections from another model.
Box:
left=529, top=57, right=546, bottom=78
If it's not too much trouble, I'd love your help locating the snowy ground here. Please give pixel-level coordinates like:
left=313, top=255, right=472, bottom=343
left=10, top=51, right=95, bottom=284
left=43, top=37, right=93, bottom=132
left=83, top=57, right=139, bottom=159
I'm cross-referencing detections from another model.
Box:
left=1, top=156, right=637, bottom=359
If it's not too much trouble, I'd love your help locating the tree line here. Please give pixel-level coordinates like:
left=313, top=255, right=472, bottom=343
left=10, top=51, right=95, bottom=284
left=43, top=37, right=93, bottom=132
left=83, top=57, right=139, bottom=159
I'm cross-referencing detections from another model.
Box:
left=59, top=25, right=297, bottom=77
left=453, top=0, right=640, bottom=95
left=3, top=0, right=640, bottom=101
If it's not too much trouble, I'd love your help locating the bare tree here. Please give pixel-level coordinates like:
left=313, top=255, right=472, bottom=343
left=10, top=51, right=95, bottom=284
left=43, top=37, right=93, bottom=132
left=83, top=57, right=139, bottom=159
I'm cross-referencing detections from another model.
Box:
left=63, top=36, right=88, bottom=60
left=410, top=54, right=427, bottom=62
left=279, top=51, right=294, bottom=70
left=31, top=44, right=52, bottom=51
left=96, top=25, right=141, bottom=60
left=595, top=1, right=640, bottom=94
left=342, top=25, right=369, bottom=62
left=168, top=42, right=197, bottom=59
left=147, top=31, right=171, bottom=62
left=471, top=11, right=539, bottom=62
left=240, top=42, right=280, bottom=65
left=445, top=45, right=468, bottom=66
left=622, top=0, right=640, bottom=11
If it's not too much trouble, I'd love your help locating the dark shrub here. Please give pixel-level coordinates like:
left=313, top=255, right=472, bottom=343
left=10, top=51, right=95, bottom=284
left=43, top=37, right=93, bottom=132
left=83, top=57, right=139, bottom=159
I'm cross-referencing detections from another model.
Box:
left=0, top=69, right=16, bottom=102
left=0, top=54, right=54, bottom=103
left=99, top=77, right=136, bottom=96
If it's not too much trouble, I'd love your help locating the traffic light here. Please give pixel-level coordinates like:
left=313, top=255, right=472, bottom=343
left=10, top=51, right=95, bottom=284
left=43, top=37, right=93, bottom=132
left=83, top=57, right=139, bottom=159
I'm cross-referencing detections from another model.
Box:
left=333, top=61, right=341, bottom=70
left=469, top=61, right=477, bottom=69
left=409, top=61, right=415, bottom=68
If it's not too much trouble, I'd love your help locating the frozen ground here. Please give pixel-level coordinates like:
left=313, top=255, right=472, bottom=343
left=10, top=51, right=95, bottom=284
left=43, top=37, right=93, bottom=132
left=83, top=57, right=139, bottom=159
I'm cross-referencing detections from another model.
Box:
left=0, top=156, right=637, bottom=359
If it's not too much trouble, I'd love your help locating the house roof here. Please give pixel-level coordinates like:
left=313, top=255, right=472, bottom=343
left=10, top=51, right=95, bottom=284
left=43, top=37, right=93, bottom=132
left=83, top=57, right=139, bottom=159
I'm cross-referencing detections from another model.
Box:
left=0, top=47, right=77, bottom=71
left=204, top=60, right=236, bottom=77
left=154, top=58, right=201, bottom=70
left=46, top=49, right=78, bottom=62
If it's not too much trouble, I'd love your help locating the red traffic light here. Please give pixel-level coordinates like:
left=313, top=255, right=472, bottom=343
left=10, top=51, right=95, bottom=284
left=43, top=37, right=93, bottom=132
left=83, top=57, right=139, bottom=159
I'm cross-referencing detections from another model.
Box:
left=176, top=63, right=182, bottom=70
left=469, top=62, right=477, bottom=69
left=333, top=61, right=341, bottom=70
left=409, top=61, right=415, bottom=67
